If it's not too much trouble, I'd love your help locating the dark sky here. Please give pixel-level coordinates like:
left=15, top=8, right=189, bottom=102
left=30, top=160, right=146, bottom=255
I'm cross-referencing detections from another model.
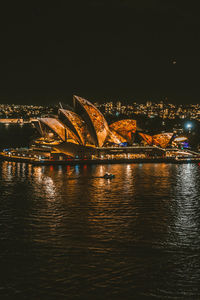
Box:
left=0, top=1, right=200, bottom=104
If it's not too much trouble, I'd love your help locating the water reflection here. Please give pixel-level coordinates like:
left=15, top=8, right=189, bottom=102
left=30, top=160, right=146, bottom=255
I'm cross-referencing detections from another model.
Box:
left=172, top=164, right=200, bottom=247
left=1, top=161, right=200, bottom=298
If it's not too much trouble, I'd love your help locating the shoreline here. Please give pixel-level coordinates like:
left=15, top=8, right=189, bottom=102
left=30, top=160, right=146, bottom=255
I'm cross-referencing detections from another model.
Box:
left=1, top=153, right=200, bottom=165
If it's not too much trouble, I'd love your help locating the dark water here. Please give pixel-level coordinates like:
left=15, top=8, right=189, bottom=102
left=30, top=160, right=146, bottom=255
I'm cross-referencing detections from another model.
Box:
left=0, top=123, right=36, bottom=150
left=1, top=125, right=200, bottom=299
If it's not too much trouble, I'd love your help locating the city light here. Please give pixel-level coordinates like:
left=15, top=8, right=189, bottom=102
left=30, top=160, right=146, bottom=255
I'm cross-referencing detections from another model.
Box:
left=185, top=122, right=193, bottom=130
left=1, top=96, right=200, bottom=164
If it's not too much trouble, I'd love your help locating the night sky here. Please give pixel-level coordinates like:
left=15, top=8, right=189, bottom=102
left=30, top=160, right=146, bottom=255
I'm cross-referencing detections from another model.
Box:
left=0, top=1, right=200, bottom=104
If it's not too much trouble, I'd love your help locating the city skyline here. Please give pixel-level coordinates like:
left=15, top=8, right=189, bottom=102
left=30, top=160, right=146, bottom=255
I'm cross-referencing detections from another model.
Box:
left=1, top=97, right=200, bottom=121
left=1, top=95, right=196, bottom=163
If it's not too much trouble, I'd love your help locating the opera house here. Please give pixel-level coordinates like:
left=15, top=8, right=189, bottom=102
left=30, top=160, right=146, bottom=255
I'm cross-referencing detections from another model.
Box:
left=31, top=95, right=176, bottom=160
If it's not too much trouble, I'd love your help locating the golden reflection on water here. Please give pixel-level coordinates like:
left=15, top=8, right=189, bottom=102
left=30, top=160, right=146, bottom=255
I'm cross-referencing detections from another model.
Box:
left=1, top=161, right=200, bottom=298
left=1, top=161, right=200, bottom=247
left=86, top=164, right=138, bottom=239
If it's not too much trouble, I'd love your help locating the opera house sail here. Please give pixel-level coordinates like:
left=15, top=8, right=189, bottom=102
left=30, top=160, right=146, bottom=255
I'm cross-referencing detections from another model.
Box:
left=31, top=95, right=175, bottom=159
left=139, top=132, right=174, bottom=148
left=109, top=119, right=137, bottom=144
left=73, top=95, right=110, bottom=147
left=58, top=109, right=92, bottom=146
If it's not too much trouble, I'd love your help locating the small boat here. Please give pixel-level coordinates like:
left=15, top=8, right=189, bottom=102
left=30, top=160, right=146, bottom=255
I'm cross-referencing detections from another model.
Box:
left=103, top=172, right=115, bottom=179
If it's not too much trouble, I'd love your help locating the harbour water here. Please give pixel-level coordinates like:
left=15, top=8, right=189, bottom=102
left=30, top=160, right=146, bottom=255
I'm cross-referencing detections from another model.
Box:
left=1, top=125, right=200, bottom=299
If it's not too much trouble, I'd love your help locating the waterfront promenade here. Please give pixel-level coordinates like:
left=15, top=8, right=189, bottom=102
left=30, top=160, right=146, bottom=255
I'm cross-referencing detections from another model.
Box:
left=1, top=151, right=200, bottom=165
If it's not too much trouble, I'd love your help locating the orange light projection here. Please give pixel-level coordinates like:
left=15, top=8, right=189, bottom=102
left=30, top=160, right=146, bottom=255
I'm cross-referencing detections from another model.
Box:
left=109, top=119, right=137, bottom=143
left=139, top=132, right=173, bottom=148
left=106, top=129, right=127, bottom=144
left=59, top=109, right=92, bottom=145
left=139, top=133, right=153, bottom=145
left=73, top=96, right=110, bottom=147
left=39, top=118, right=80, bottom=144
left=153, top=133, right=173, bottom=148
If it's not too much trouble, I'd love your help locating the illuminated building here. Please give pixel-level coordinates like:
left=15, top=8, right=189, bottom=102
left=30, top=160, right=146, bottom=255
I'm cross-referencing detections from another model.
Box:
left=1, top=96, right=199, bottom=162
left=32, top=95, right=141, bottom=158
left=139, top=133, right=174, bottom=148
left=30, top=96, right=188, bottom=160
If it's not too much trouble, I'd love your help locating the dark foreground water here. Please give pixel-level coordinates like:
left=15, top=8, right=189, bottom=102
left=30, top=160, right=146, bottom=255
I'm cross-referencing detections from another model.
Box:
left=1, top=125, right=200, bottom=299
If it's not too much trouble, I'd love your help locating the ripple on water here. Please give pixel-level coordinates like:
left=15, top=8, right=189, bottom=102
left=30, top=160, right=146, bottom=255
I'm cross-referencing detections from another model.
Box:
left=0, top=162, right=200, bottom=299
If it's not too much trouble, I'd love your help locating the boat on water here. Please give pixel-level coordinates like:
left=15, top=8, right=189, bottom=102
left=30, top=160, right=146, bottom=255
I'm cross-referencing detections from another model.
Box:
left=103, top=173, right=115, bottom=179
